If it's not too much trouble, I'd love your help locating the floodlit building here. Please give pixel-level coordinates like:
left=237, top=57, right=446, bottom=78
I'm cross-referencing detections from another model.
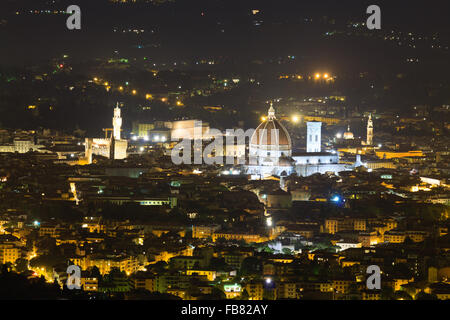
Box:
left=0, top=243, right=21, bottom=264
left=85, top=104, right=128, bottom=162
left=343, top=125, right=354, bottom=140
left=366, top=113, right=373, bottom=146
left=246, top=105, right=352, bottom=179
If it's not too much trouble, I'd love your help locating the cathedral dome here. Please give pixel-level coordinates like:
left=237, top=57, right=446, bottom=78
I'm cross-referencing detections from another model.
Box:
left=250, top=105, right=292, bottom=148
left=343, top=125, right=354, bottom=140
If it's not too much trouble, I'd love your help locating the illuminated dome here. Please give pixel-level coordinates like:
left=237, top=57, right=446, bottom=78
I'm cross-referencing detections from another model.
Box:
left=249, top=105, right=292, bottom=162
left=343, top=125, right=354, bottom=140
